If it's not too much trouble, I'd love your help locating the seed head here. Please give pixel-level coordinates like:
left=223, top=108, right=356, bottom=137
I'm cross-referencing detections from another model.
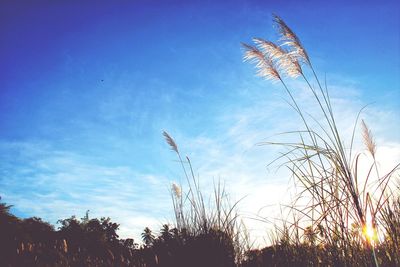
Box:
left=163, top=131, right=179, bottom=154
left=361, top=120, right=376, bottom=157
left=273, top=14, right=310, bottom=66
left=172, top=183, right=182, bottom=198
left=253, top=37, right=302, bottom=78
left=242, top=42, right=281, bottom=82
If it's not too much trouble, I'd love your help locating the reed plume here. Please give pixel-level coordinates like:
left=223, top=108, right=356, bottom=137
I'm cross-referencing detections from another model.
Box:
left=172, top=183, right=182, bottom=198
left=163, top=131, right=179, bottom=154
left=361, top=120, right=376, bottom=158
left=272, top=14, right=310, bottom=66
left=253, top=37, right=302, bottom=78
left=242, top=43, right=281, bottom=82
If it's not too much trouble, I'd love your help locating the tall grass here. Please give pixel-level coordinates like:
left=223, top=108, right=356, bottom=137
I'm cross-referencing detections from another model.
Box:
left=162, top=131, right=250, bottom=264
left=242, top=14, right=400, bottom=266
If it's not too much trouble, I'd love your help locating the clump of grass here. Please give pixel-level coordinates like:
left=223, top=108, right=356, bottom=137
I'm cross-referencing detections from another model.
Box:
left=162, top=131, right=250, bottom=265
left=242, top=14, right=399, bottom=266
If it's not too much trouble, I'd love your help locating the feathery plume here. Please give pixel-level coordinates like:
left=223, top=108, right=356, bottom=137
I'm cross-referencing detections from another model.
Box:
left=272, top=14, right=310, bottom=66
left=253, top=37, right=302, bottom=78
left=172, top=183, right=182, bottom=198
left=253, top=38, right=286, bottom=60
left=163, top=131, right=179, bottom=154
left=242, top=42, right=281, bottom=82
left=361, top=120, right=376, bottom=157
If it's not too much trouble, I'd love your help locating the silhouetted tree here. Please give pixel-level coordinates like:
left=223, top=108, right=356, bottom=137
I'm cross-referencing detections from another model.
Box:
left=141, top=227, right=155, bottom=247
left=160, top=224, right=173, bottom=242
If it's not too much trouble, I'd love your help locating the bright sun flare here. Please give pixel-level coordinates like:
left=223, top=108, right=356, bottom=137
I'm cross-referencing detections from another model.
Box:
left=363, top=212, right=378, bottom=245
left=363, top=224, right=376, bottom=241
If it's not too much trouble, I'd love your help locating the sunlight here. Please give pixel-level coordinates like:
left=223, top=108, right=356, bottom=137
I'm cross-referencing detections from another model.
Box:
left=363, top=212, right=377, bottom=245
left=363, top=224, right=375, bottom=242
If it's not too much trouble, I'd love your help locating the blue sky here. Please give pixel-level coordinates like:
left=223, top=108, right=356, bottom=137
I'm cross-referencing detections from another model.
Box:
left=1, top=1, right=399, bottom=243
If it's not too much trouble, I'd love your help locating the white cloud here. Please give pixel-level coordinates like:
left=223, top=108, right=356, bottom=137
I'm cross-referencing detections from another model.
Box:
left=0, top=143, right=174, bottom=243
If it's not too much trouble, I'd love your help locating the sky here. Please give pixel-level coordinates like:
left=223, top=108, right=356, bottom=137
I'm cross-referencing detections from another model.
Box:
left=1, top=0, right=399, bottom=245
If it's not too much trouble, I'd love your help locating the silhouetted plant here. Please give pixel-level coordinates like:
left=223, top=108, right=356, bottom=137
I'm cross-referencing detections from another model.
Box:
left=163, top=131, right=248, bottom=265
left=242, top=13, right=399, bottom=266
left=141, top=227, right=155, bottom=247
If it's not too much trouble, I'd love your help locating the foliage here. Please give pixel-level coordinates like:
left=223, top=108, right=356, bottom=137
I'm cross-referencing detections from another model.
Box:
left=0, top=203, right=139, bottom=266
left=0, top=202, right=237, bottom=267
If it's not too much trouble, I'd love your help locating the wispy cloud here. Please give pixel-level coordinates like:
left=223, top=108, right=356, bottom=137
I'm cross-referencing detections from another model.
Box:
left=0, top=71, right=398, bottom=247
left=167, top=73, right=400, bottom=246
left=0, top=141, right=174, bottom=240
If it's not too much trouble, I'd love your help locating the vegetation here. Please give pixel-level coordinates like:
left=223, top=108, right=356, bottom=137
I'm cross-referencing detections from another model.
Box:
left=240, top=14, right=400, bottom=266
left=1, top=14, right=399, bottom=266
left=0, top=198, right=239, bottom=267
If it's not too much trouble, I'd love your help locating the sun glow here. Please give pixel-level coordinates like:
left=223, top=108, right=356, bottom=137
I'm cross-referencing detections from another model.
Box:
left=363, top=224, right=376, bottom=242
left=363, top=212, right=378, bottom=245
